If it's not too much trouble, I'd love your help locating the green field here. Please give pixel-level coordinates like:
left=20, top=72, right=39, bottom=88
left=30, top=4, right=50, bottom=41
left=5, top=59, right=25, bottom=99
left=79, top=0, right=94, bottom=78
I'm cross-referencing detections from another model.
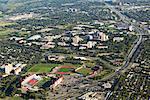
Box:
left=59, top=68, right=71, bottom=72
left=0, top=11, right=3, bottom=17
left=93, top=70, right=115, bottom=80
left=63, top=63, right=81, bottom=68
left=0, top=29, right=16, bottom=38
left=84, top=61, right=96, bottom=68
left=76, top=68, right=93, bottom=76
left=37, top=77, right=51, bottom=87
left=28, top=63, right=60, bottom=73
left=0, top=21, right=16, bottom=27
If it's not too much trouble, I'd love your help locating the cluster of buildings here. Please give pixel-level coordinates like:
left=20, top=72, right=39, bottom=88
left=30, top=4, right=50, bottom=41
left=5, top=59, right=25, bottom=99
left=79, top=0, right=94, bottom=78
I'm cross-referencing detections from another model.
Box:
left=21, top=74, right=63, bottom=92
left=46, top=55, right=65, bottom=62
left=0, top=63, right=26, bottom=76
left=9, top=20, right=135, bottom=53
left=108, top=64, right=149, bottom=99
left=21, top=74, right=42, bottom=91
left=10, top=27, right=110, bottom=50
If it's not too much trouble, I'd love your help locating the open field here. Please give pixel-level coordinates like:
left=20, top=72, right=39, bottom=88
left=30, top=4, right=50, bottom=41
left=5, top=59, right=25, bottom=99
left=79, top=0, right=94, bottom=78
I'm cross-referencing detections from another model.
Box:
left=28, top=63, right=60, bottom=73
left=63, top=63, right=82, bottom=68
left=93, top=69, right=115, bottom=80
left=0, top=13, right=3, bottom=18
left=0, top=21, right=16, bottom=27
left=59, top=68, right=71, bottom=72
left=0, top=29, right=16, bottom=38
left=76, top=68, right=93, bottom=76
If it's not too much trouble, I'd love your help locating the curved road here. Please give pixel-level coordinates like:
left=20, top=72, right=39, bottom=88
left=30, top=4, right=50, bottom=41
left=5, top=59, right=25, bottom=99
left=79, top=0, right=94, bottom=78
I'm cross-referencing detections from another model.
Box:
left=102, top=3, right=145, bottom=81
left=104, top=3, right=149, bottom=100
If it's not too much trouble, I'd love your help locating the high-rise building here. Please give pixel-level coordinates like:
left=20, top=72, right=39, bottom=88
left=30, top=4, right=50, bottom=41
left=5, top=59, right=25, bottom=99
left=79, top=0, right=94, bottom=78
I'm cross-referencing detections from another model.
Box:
left=4, top=64, right=13, bottom=74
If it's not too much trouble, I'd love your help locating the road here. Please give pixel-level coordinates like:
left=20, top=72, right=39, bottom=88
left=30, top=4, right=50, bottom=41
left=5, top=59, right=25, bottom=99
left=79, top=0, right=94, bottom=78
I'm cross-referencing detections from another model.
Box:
left=104, top=3, right=149, bottom=100
left=103, top=3, right=145, bottom=80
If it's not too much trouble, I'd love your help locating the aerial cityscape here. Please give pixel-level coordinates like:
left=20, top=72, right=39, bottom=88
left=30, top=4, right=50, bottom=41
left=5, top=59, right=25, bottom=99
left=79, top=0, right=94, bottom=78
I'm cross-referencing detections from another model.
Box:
left=0, top=0, right=149, bottom=99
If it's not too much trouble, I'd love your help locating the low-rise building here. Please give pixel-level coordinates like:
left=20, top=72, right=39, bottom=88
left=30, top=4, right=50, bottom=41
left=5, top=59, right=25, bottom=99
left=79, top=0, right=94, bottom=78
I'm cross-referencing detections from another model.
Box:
left=0, top=63, right=26, bottom=75
left=113, top=37, right=124, bottom=42
left=87, top=41, right=97, bottom=48
left=27, top=35, right=41, bottom=41
left=51, top=77, right=63, bottom=89
left=40, top=42, right=55, bottom=49
left=21, top=74, right=42, bottom=91
left=47, top=55, right=65, bottom=61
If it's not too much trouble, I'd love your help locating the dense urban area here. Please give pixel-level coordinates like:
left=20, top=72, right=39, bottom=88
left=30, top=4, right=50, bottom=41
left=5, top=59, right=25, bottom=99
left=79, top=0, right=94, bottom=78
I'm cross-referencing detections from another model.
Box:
left=0, top=0, right=149, bottom=99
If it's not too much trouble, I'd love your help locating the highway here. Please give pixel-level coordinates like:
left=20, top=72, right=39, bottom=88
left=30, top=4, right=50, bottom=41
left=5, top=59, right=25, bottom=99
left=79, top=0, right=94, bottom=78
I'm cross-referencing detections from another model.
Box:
left=104, top=3, right=148, bottom=99
left=103, top=3, right=145, bottom=79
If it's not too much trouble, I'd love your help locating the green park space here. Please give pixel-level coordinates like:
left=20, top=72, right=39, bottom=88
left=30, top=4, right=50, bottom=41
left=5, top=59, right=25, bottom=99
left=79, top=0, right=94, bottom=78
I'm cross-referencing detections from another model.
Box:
left=0, top=21, right=16, bottom=27
left=76, top=68, right=93, bottom=76
left=59, top=68, right=72, bottom=72
left=37, top=77, right=52, bottom=87
left=0, top=29, right=16, bottom=38
left=28, top=63, right=60, bottom=73
left=62, top=63, right=82, bottom=68
left=93, top=69, right=115, bottom=80
left=0, top=11, right=3, bottom=17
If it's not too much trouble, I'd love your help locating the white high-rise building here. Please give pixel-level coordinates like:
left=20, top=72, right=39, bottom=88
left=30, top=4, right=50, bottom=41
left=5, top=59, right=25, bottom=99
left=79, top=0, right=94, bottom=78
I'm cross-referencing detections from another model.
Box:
left=129, top=25, right=133, bottom=31
left=99, top=32, right=109, bottom=41
left=5, top=64, right=13, bottom=74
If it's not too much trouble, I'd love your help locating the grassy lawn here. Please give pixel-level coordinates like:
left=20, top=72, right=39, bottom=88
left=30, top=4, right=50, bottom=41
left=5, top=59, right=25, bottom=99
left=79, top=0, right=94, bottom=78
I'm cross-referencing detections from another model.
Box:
left=84, top=61, right=96, bottom=68
left=93, top=69, right=115, bottom=80
left=0, top=11, right=3, bottom=18
left=19, top=31, right=29, bottom=36
left=0, top=14, right=3, bottom=18
left=2, top=96, right=23, bottom=100
left=0, top=21, right=16, bottom=27
left=37, top=77, right=51, bottom=87
left=76, top=68, right=93, bottom=76
left=0, top=29, right=16, bottom=38
left=28, top=63, right=60, bottom=73
left=63, top=63, right=81, bottom=68
left=59, top=68, right=71, bottom=72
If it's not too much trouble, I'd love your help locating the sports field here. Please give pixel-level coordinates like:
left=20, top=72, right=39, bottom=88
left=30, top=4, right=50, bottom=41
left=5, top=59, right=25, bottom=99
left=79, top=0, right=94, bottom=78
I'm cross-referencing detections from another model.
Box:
left=59, top=68, right=71, bottom=72
left=76, top=68, right=93, bottom=76
left=28, top=63, right=60, bottom=73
